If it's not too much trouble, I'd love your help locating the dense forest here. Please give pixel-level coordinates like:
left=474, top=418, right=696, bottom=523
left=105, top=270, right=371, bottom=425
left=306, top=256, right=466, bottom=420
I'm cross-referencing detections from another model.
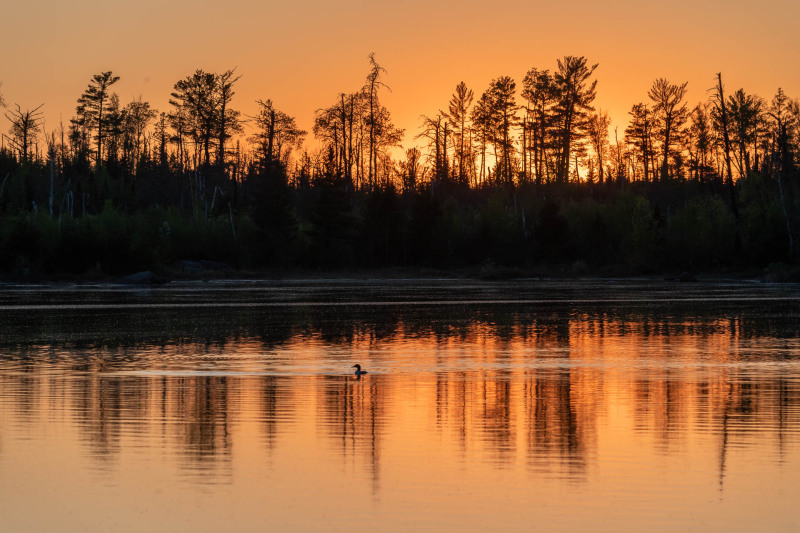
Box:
left=1, top=54, right=799, bottom=279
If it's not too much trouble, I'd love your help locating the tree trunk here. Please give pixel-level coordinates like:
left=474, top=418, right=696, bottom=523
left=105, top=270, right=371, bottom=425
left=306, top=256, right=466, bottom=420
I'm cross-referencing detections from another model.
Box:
left=715, top=73, right=742, bottom=254
left=661, top=116, right=671, bottom=181
left=267, top=109, right=275, bottom=173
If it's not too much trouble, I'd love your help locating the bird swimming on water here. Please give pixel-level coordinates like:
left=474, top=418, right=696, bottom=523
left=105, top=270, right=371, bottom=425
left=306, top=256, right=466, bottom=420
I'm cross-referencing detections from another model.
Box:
left=352, top=364, right=368, bottom=376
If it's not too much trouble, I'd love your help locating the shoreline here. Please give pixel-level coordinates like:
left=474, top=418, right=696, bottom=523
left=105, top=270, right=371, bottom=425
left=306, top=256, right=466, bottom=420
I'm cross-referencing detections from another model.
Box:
left=1, top=262, right=798, bottom=286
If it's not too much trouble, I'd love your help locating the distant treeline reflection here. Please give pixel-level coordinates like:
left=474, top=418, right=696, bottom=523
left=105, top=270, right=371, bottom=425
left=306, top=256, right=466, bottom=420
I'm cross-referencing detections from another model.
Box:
left=2, top=299, right=799, bottom=350
left=1, top=301, right=799, bottom=487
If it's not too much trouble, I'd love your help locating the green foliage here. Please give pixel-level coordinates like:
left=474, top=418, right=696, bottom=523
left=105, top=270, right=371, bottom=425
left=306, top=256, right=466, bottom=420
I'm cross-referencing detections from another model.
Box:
left=0, top=176, right=796, bottom=278
left=249, top=166, right=297, bottom=267
left=404, top=189, right=440, bottom=265
left=536, top=200, right=569, bottom=262
left=165, top=211, right=240, bottom=267
left=477, top=189, right=523, bottom=265
left=308, top=174, right=360, bottom=268
left=360, top=186, right=404, bottom=267
left=627, top=196, right=659, bottom=270
left=0, top=212, right=58, bottom=273
left=562, top=198, right=608, bottom=266
left=666, top=195, right=735, bottom=268
left=739, top=172, right=792, bottom=262
left=436, top=195, right=478, bottom=266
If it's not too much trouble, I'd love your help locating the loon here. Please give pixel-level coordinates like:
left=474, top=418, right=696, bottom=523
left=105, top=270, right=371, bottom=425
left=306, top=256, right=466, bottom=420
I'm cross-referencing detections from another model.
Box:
left=352, top=364, right=368, bottom=376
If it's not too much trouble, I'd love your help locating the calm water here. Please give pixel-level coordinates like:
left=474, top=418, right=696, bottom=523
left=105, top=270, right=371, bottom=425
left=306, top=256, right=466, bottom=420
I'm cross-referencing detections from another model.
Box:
left=1, top=279, right=799, bottom=532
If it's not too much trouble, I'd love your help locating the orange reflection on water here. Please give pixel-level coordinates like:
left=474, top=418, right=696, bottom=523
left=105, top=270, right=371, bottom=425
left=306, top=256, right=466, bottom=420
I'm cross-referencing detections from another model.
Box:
left=1, top=313, right=799, bottom=531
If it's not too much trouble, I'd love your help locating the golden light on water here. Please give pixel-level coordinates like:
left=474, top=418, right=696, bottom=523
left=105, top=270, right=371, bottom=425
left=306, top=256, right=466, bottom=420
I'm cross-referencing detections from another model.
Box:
left=2, top=305, right=799, bottom=531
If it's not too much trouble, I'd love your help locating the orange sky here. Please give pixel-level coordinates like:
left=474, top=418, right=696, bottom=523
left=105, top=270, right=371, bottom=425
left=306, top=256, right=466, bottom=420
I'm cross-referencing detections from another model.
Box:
left=3, top=0, right=800, bottom=153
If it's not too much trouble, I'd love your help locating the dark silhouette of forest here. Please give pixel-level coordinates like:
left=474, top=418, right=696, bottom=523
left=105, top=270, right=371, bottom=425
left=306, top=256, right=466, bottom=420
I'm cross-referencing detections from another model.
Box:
left=1, top=54, right=799, bottom=278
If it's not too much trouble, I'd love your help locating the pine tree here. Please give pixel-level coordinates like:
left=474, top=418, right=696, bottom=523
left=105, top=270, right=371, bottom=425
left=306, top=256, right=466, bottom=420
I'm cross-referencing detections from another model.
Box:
left=522, top=68, right=557, bottom=184
left=445, top=82, right=474, bottom=185
left=586, top=110, right=610, bottom=184
left=73, top=71, right=120, bottom=167
left=486, top=76, right=519, bottom=184
left=552, top=56, right=598, bottom=183
left=648, top=78, right=689, bottom=181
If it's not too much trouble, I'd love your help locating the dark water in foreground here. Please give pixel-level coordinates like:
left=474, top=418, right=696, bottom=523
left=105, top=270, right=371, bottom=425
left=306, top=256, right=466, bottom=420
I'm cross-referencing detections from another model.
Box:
left=1, top=280, right=799, bottom=532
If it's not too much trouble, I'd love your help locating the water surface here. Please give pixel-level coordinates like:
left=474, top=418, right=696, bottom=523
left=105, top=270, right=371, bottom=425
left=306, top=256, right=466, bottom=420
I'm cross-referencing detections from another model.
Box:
left=1, top=280, right=799, bottom=531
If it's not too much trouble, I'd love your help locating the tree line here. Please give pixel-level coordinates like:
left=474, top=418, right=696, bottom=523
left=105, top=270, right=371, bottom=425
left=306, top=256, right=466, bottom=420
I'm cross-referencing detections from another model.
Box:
left=0, top=54, right=798, bottom=277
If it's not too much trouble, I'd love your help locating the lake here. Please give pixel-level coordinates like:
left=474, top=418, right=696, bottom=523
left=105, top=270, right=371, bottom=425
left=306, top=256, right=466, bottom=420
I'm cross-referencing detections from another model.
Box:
left=1, top=279, right=799, bottom=532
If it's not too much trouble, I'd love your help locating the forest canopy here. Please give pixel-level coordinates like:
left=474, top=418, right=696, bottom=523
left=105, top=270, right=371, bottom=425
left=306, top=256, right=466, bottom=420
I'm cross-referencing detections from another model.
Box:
left=1, top=55, right=799, bottom=278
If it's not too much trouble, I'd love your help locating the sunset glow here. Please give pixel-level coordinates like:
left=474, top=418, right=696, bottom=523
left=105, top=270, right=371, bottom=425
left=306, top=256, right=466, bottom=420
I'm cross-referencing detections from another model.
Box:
left=3, top=2, right=800, bottom=527
left=4, top=0, right=800, bottom=151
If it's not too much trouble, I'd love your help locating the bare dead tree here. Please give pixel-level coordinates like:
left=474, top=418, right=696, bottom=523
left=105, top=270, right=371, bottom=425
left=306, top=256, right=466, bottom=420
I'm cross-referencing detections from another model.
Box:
left=5, top=103, right=44, bottom=164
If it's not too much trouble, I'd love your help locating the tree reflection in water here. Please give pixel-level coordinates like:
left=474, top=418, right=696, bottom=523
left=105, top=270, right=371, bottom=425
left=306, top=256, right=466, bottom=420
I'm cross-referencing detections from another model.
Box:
left=0, top=284, right=799, bottom=498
